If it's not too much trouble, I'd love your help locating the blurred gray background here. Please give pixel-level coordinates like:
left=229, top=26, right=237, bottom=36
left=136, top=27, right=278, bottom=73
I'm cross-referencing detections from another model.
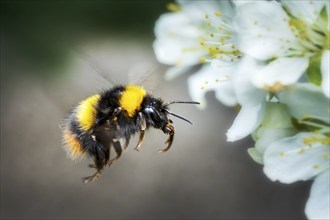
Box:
left=1, top=1, right=311, bottom=219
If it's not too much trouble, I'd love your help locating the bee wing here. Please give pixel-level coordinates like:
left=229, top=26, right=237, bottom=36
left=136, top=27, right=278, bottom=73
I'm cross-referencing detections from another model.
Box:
left=128, top=62, right=161, bottom=93
left=72, top=48, right=118, bottom=87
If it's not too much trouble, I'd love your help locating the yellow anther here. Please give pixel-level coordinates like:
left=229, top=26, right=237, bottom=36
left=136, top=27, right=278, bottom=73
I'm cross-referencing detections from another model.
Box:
left=167, top=3, right=181, bottom=12
left=303, top=114, right=309, bottom=119
left=215, top=11, right=221, bottom=17
left=263, top=82, right=286, bottom=92
left=312, top=164, right=320, bottom=169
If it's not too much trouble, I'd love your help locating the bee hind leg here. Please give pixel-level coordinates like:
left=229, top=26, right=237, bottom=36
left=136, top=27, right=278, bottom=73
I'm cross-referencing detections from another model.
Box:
left=108, top=141, right=123, bottom=166
left=81, top=169, right=103, bottom=184
left=82, top=147, right=107, bottom=184
left=82, top=161, right=104, bottom=184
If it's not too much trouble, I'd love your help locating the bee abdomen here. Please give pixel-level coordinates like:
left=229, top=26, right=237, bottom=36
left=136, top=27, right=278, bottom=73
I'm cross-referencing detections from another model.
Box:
left=62, top=127, right=86, bottom=160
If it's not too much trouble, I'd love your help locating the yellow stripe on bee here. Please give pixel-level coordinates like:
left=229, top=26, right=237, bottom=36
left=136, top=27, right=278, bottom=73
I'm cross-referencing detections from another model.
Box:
left=119, top=85, right=146, bottom=117
left=63, top=128, right=85, bottom=160
left=76, top=94, right=100, bottom=131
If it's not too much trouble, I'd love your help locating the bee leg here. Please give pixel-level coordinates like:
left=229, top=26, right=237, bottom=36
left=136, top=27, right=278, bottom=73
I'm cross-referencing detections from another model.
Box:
left=135, top=112, right=146, bottom=151
left=82, top=161, right=104, bottom=184
left=159, top=123, right=175, bottom=153
left=124, top=136, right=130, bottom=150
left=82, top=147, right=106, bottom=184
left=104, top=147, right=111, bottom=165
left=82, top=169, right=103, bottom=184
left=108, top=141, right=123, bottom=166
left=135, top=130, right=145, bottom=151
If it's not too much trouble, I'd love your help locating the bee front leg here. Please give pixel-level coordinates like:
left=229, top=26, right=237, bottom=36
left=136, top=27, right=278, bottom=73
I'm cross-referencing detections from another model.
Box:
left=135, top=130, right=145, bottom=151
left=159, top=123, right=175, bottom=153
left=135, top=112, right=146, bottom=151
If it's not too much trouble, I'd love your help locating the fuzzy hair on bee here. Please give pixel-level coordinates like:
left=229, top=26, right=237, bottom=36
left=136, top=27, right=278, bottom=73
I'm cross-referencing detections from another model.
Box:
left=62, top=84, right=199, bottom=183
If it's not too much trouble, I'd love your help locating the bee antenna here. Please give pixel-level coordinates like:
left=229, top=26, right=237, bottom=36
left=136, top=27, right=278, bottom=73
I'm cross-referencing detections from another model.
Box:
left=165, top=101, right=200, bottom=106
left=164, top=110, right=193, bottom=125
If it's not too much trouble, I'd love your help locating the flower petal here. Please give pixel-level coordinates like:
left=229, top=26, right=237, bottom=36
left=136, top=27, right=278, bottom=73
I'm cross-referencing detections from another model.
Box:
left=264, top=132, right=330, bottom=184
left=187, top=65, right=237, bottom=108
left=252, top=57, right=309, bottom=91
left=321, top=50, right=330, bottom=98
left=255, top=127, right=298, bottom=156
left=178, top=0, right=234, bottom=21
left=232, top=0, right=258, bottom=7
left=305, top=171, right=330, bottom=220
left=233, top=56, right=267, bottom=106
left=277, top=83, right=330, bottom=123
left=153, top=13, right=205, bottom=65
left=227, top=103, right=265, bottom=142
left=234, top=1, right=296, bottom=60
left=214, top=80, right=237, bottom=107
left=165, top=65, right=192, bottom=81
left=254, top=102, right=297, bottom=154
left=282, top=0, right=326, bottom=25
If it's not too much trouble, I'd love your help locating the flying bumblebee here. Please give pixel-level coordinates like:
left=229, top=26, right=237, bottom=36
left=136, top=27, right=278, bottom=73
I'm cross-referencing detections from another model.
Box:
left=62, top=83, right=199, bottom=183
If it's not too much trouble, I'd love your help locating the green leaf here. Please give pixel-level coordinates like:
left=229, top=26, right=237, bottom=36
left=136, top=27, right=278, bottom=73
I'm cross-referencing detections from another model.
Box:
left=261, top=102, right=294, bottom=129
left=278, top=83, right=330, bottom=123
left=306, top=55, right=322, bottom=86
left=247, top=148, right=263, bottom=164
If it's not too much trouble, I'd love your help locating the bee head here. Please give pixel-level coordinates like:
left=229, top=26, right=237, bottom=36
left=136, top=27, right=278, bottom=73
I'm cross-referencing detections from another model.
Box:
left=141, top=96, right=199, bottom=130
left=141, top=97, right=169, bottom=129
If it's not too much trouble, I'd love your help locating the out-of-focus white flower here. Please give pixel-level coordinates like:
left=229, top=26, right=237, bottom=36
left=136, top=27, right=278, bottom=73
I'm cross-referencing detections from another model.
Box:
left=153, top=1, right=330, bottom=219
left=264, top=132, right=329, bottom=219
left=153, top=0, right=241, bottom=108
left=248, top=102, right=298, bottom=164
left=234, top=1, right=329, bottom=95
left=226, top=56, right=268, bottom=141
left=263, top=83, right=330, bottom=219
left=188, top=65, right=237, bottom=108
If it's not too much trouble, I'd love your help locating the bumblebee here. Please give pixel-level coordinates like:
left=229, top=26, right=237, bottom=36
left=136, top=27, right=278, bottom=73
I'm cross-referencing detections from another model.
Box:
left=62, top=84, right=199, bottom=183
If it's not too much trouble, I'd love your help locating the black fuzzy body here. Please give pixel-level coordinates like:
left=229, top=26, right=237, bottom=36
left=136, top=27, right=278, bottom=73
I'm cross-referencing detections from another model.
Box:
left=65, top=85, right=173, bottom=182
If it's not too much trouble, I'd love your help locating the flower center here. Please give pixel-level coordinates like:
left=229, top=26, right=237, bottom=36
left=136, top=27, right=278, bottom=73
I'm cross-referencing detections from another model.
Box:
left=288, top=7, right=329, bottom=57
left=199, top=12, right=241, bottom=64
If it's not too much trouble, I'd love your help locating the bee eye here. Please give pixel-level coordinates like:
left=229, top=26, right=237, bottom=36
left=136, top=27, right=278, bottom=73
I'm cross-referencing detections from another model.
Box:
left=144, top=107, right=153, bottom=114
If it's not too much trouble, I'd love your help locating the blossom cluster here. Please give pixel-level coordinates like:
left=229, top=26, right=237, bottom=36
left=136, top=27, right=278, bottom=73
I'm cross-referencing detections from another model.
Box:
left=153, top=1, right=329, bottom=219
